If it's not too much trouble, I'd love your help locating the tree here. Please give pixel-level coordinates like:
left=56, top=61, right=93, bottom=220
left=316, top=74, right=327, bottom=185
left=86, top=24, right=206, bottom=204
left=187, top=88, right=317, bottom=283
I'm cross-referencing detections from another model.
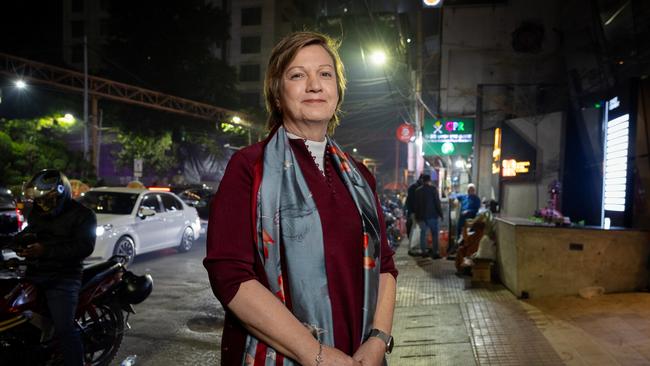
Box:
left=0, top=115, right=95, bottom=188
left=114, top=131, right=176, bottom=179
left=102, top=1, right=237, bottom=113
left=98, top=1, right=245, bottom=174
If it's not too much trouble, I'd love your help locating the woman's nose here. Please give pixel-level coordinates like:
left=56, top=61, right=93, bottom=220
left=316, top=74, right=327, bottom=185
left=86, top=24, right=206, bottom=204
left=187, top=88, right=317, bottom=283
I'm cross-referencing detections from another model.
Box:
left=306, top=73, right=322, bottom=92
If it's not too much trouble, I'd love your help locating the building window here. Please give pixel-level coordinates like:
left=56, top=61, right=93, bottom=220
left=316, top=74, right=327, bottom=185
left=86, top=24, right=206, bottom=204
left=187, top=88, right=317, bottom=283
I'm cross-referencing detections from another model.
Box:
left=71, top=21, right=84, bottom=38
left=71, top=44, right=84, bottom=63
left=240, top=92, right=260, bottom=108
left=71, top=0, right=84, bottom=13
left=239, top=64, right=260, bottom=82
left=241, top=7, right=262, bottom=26
left=241, top=36, right=261, bottom=54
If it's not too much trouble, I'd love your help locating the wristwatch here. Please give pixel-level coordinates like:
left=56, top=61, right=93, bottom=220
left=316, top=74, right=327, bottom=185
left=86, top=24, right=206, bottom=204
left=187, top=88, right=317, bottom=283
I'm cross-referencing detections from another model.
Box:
left=368, top=328, right=394, bottom=354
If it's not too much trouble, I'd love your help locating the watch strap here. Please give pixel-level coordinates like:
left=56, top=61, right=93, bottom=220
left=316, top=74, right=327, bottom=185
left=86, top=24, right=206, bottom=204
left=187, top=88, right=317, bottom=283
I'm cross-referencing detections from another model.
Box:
left=368, top=328, right=394, bottom=354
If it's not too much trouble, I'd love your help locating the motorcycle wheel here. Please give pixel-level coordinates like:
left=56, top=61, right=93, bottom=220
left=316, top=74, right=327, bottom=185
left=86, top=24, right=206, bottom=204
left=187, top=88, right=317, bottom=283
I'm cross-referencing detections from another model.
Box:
left=80, top=302, right=125, bottom=366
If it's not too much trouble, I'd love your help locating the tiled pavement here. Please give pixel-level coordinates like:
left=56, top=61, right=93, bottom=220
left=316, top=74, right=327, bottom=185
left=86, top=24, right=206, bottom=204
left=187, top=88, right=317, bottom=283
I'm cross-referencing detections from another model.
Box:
left=387, top=242, right=650, bottom=365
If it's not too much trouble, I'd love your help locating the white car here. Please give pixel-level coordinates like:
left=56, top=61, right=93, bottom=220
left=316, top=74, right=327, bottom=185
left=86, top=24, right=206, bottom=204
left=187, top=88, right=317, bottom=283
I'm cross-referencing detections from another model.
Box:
left=79, top=187, right=201, bottom=265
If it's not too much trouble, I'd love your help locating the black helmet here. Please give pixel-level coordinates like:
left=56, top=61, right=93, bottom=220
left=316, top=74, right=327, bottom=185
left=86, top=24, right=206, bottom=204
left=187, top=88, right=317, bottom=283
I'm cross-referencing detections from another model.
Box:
left=119, top=271, right=153, bottom=305
left=23, top=170, right=72, bottom=214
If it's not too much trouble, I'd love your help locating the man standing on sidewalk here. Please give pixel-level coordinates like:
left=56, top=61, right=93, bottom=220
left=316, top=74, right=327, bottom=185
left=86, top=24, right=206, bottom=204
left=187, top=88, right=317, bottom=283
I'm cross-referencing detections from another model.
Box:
left=414, top=174, right=444, bottom=259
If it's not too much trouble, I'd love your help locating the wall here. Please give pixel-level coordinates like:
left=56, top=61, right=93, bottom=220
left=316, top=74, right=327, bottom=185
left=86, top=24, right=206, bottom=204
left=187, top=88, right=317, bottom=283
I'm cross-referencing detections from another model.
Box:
left=440, top=0, right=564, bottom=117
left=497, top=218, right=650, bottom=298
left=634, top=80, right=650, bottom=229
left=500, top=112, right=565, bottom=217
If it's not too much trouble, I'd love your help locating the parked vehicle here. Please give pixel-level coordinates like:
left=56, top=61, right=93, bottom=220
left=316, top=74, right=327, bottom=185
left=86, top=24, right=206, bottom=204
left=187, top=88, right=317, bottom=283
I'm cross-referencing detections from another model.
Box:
left=0, top=248, right=153, bottom=366
left=381, top=198, right=404, bottom=250
left=0, top=188, right=24, bottom=236
left=78, top=187, right=201, bottom=265
left=172, top=185, right=215, bottom=220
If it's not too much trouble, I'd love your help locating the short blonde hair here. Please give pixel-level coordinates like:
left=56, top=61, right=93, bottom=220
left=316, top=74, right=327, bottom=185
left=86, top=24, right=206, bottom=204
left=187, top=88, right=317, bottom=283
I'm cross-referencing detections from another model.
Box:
left=264, top=31, right=346, bottom=135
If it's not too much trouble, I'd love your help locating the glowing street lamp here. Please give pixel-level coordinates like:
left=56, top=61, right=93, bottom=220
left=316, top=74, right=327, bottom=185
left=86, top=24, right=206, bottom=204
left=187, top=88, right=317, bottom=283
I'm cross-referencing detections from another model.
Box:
left=369, top=50, right=387, bottom=66
left=15, top=80, right=27, bottom=89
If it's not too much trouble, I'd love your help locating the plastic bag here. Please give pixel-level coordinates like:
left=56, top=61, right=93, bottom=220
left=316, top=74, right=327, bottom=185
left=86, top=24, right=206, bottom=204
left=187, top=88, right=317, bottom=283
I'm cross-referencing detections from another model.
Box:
left=408, top=224, right=421, bottom=251
left=474, top=235, right=496, bottom=260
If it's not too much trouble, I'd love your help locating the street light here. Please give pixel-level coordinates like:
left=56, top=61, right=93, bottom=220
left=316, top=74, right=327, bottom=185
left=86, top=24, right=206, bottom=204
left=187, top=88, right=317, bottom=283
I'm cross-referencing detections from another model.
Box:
left=369, top=50, right=387, bottom=66
left=14, top=80, right=27, bottom=89
left=231, top=116, right=241, bottom=124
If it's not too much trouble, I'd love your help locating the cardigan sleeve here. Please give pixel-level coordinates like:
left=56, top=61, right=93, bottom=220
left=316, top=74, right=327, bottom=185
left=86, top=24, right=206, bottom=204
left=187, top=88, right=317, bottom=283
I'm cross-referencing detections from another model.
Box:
left=203, top=151, right=260, bottom=306
left=354, top=160, right=399, bottom=280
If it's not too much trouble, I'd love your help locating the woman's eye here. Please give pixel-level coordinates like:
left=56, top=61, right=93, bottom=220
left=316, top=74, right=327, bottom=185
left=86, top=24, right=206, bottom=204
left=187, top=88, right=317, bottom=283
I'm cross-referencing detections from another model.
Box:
left=290, top=73, right=304, bottom=79
left=321, top=71, right=333, bottom=78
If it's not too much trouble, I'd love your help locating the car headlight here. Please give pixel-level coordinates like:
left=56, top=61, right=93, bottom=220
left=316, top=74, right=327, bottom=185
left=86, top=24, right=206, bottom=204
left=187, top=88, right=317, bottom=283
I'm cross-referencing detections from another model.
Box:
left=96, top=224, right=113, bottom=237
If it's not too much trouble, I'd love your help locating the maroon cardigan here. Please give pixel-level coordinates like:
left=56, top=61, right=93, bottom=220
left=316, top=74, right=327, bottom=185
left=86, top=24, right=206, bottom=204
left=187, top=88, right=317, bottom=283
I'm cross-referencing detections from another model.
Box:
left=203, top=138, right=398, bottom=365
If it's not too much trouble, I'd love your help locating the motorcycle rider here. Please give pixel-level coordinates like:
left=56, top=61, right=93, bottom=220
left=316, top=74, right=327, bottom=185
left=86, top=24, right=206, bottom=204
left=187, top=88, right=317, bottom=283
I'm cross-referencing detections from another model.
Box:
left=16, top=169, right=96, bottom=366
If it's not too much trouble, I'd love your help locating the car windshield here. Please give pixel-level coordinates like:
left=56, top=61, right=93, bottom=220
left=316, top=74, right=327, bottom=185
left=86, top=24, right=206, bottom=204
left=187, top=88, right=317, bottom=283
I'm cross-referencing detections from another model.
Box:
left=0, top=194, right=14, bottom=210
left=78, top=191, right=139, bottom=215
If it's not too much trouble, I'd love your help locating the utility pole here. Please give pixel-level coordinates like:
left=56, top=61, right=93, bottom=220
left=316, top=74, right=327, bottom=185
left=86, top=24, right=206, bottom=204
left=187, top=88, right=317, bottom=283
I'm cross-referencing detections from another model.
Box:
left=415, top=7, right=424, bottom=178
left=83, top=36, right=89, bottom=161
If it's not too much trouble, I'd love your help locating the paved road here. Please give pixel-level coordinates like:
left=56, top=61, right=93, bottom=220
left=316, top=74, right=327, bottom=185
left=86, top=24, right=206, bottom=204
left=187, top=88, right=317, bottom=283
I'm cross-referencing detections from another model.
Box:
left=114, top=234, right=224, bottom=365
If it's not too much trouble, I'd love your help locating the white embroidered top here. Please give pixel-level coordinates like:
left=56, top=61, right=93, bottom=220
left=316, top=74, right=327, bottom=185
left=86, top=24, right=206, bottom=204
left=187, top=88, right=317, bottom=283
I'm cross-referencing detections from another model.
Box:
left=286, top=132, right=327, bottom=173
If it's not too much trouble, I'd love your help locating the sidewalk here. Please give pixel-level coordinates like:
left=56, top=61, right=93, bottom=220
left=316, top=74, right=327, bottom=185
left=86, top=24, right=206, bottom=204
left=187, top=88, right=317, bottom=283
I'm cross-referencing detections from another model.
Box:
left=387, top=241, right=650, bottom=365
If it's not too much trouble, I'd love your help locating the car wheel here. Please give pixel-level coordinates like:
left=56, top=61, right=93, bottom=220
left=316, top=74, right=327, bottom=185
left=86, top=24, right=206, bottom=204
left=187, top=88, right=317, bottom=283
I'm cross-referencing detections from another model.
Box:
left=113, top=236, right=136, bottom=266
left=178, top=227, right=194, bottom=253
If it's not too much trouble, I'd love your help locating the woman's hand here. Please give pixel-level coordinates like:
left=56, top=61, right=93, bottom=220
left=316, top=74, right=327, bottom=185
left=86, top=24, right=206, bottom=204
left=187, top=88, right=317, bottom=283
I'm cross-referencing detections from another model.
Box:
left=308, top=345, right=361, bottom=366
left=352, top=337, right=386, bottom=366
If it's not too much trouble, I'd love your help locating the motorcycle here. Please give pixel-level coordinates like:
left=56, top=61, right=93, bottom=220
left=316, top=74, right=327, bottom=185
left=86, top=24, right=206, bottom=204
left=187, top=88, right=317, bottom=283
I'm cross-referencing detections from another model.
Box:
left=381, top=199, right=404, bottom=250
left=0, top=238, right=153, bottom=366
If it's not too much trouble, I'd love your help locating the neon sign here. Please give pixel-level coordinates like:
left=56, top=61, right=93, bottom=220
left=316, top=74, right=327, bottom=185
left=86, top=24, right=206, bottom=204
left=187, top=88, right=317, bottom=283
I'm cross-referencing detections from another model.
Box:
left=501, top=159, right=531, bottom=177
left=492, top=128, right=501, bottom=174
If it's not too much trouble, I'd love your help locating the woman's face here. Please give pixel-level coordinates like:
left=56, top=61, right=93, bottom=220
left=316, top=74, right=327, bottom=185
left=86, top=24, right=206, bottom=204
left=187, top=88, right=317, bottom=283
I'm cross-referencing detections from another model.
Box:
left=280, top=44, right=338, bottom=128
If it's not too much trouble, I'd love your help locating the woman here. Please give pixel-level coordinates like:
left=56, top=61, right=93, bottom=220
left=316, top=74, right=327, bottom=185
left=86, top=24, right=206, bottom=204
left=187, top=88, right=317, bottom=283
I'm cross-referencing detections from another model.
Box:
left=204, top=31, right=398, bottom=366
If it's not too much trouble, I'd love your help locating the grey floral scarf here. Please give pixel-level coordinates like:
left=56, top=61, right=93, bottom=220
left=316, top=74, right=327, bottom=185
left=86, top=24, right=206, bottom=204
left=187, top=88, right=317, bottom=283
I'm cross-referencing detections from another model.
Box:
left=242, top=126, right=382, bottom=365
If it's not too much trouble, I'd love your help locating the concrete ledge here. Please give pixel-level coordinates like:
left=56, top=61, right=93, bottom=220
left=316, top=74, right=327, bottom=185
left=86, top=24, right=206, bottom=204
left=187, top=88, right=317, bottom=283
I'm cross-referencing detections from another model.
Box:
left=496, top=217, right=650, bottom=298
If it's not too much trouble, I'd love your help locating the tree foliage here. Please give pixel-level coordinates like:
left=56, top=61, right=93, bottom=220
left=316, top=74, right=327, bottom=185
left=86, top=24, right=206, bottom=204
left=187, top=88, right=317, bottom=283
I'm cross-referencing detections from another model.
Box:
left=114, top=131, right=176, bottom=178
left=0, top=115, right=94, bottom=188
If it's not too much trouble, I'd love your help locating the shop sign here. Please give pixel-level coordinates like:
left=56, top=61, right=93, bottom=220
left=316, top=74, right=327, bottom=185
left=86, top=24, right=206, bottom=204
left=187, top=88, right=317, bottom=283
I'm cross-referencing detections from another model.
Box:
left=492, top=128, right=502, bottom=174
left=423, top=117, right=474, bottom=156
left=396, top=123, right=415, bottom=143
left=501, top=159, right=531, bottom=177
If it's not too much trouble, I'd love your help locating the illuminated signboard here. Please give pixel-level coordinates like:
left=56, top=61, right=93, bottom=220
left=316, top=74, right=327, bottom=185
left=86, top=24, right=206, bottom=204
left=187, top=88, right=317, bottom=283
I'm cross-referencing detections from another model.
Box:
left=501, top=159, right=531, bottom=177
left=423, top=118, right=474, bottom=156
left=492, top=128, right=502, bottom=174
left=603, top=113, right=629, bottom=212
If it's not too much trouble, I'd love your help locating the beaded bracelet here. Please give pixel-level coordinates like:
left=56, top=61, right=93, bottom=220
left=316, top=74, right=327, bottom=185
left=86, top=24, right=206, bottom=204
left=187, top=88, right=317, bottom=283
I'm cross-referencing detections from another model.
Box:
left=315, top=342, right=324, bottom=365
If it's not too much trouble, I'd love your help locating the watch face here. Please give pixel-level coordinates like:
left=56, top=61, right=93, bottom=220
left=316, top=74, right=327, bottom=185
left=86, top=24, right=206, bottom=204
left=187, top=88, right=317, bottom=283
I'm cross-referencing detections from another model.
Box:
left=386, top=336, right=394, bottom=353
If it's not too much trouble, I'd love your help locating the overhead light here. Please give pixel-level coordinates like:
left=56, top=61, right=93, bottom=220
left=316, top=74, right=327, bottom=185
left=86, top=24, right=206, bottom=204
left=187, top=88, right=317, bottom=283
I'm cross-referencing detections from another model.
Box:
left=15, top=80, right=27, bottom=89
left=231, top=116, right=241, bottom=124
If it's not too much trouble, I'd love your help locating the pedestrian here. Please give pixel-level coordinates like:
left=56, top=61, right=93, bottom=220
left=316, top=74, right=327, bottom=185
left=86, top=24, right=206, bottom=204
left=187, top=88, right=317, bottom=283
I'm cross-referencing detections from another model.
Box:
left=450, top=183, right=481, bottom=254
left=413, top=174, right=444, bottom=259
left=204, top=31, right=397, bottom=366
